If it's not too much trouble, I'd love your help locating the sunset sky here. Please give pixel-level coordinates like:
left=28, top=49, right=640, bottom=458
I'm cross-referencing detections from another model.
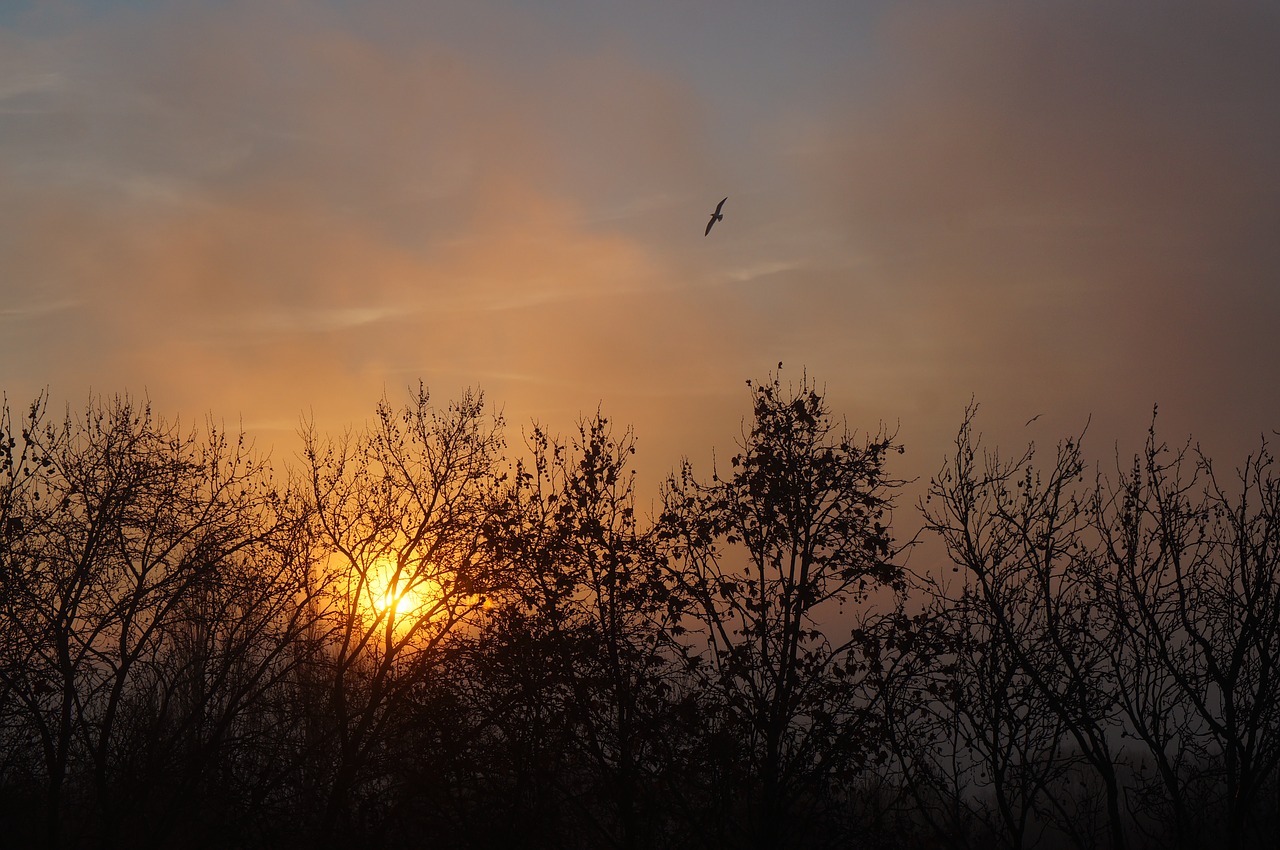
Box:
left=3, top=0, right=1279, bottom=511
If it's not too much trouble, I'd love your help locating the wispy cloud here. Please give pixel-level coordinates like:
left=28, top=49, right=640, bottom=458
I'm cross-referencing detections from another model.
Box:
left=230, top=306, right=407, bottom=335
left=0, top=298, right=81, bottom=319
left=725, top=260, right=801, bottom=284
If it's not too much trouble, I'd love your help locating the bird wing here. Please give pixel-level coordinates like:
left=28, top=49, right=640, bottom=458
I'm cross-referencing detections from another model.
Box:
left=715, top=197, right=727, bottom=214
left=705, top=215, right=716, bottom=236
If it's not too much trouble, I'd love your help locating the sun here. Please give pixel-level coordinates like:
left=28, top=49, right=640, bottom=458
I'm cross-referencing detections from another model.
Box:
left=363, top=557, right=439, bottom=622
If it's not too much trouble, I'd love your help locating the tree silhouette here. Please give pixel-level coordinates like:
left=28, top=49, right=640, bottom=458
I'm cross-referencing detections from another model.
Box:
left=450, top=413, right=683, bottom=849
left=298, top=384, right=506, bottom=847
left=2, top=377, right=1278, bottom=849
left=923, top=406, right=1280, bottom=850
left=0, top=393, right=314, bottom=849
left=923, top=406, right=1128, bottom=849
left=659, top=369, right=905, bottom=850
left=1089, top=423, right=1280, bottom=850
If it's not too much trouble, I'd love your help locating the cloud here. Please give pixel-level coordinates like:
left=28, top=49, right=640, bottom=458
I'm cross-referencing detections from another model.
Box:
left=0, top=1, right=740, bottom=473
left=802, top=0, right=1280, bottom=454
left=5, top=0, right=1278, bottom=494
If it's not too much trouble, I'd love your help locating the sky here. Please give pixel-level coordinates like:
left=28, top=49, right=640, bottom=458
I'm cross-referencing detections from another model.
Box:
left=3, top=0, right=1279, bottom=521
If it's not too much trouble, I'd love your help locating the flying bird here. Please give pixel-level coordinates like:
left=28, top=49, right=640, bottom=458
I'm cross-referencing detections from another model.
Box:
left=705, top=197, right=727, bottom=236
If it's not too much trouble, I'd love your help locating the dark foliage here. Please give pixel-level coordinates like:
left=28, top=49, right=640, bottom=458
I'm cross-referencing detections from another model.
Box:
left=1, top=383, right=1278, bottom=849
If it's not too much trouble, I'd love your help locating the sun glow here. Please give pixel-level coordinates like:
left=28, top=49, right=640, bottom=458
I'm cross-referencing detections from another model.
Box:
left=363, top=558, right=440, bottom=623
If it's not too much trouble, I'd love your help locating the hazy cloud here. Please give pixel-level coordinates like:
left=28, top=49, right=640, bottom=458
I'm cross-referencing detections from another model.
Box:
left=800, top=0, right=1280, bottom=461
left=1, top=0, right=1278, bottom=492
left=0, top=2, right=722, bottom=461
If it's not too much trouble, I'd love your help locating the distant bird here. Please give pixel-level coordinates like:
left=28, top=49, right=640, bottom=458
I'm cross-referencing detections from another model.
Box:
left=1024, top=413, right=1043, bottom=427
left=705, top=197, right=727, bottom=236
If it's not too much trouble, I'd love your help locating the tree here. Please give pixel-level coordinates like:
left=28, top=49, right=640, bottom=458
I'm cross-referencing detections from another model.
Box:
left=298, top=384, right=506, bottom=846
left=1090, top=423, right=1280, bottom=850
left=0, top=393, right=314, bottom=850
left=658, top=369, right=905, bottom=850
left=873, top=579, right=1077, bottom=850
left=922, top=405, right=1127, bottom=850
left=452, top=413, right=681, bottom=850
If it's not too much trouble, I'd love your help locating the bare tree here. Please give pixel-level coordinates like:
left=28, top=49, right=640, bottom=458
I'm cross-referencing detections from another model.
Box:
left=299, top=384, right=506, bottom=845
left=876, top=577, right=1077, bottom=850
left=0, top=392, right=52, bottom=847
left=0, top=393, right=315, bottom=849
left=1090, top=423, right=1280, bottom=850
left=922, top=405, right=1127, bottom=850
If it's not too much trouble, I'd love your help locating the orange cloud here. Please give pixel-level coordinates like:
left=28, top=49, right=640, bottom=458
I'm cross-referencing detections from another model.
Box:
left=0, top=2, right=733, bottom=480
